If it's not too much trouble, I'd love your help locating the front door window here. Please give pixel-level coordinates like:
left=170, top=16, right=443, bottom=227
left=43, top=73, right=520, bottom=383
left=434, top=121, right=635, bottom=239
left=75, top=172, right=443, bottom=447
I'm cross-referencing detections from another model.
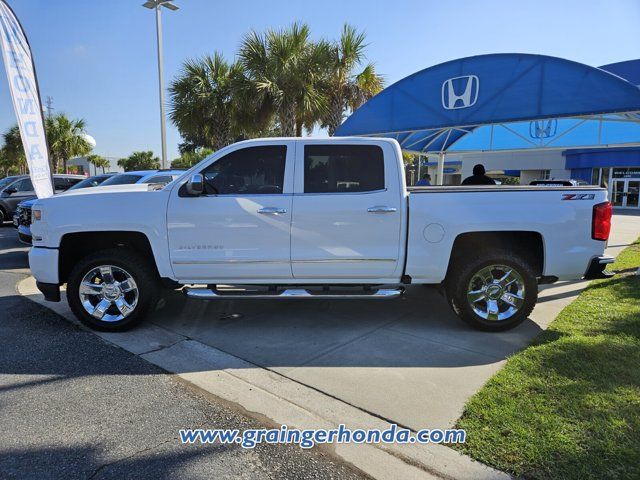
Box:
left=202, top=146, right=286, bottom=195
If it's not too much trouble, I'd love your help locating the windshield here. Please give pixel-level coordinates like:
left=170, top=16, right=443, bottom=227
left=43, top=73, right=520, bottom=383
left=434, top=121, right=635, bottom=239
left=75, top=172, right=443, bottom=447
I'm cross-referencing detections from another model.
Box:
left=100, top=174, right=144, bottom=186
left=68, top=175, right=111, bottom=190
left=0, top=176, right=19, bottom=189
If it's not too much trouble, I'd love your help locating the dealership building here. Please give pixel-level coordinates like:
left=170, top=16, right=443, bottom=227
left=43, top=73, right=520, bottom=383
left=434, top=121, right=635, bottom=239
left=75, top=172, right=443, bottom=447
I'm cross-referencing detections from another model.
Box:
left=337, top=55, right=640, bottom=210
left=432, top=145, right=640, bottom=209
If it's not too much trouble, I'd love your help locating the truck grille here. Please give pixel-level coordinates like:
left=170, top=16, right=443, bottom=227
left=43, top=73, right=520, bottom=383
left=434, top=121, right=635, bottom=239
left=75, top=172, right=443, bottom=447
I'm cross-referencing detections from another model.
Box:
left=18, top=207, right=32, bottom=226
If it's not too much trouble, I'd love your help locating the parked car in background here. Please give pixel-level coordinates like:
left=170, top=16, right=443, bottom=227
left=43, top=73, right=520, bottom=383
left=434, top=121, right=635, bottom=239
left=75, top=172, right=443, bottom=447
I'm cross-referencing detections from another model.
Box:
left=65, top=173, right=117, bottom=190
left=13, top=173, right=116, bottom=244
left=98, top=170, right=185, bottom=187
left=0, top=175, right=21, bottom=191
left=0, top=174, right=84, bottom=224
left=28, top=138, right=613, bottom=333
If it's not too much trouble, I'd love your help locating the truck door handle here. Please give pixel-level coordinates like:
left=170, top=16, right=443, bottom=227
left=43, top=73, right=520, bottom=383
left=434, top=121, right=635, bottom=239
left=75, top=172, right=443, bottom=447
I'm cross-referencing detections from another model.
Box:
left=367, top=205, right=397, bottom=213
left=258, top=207, right=287, bottom=215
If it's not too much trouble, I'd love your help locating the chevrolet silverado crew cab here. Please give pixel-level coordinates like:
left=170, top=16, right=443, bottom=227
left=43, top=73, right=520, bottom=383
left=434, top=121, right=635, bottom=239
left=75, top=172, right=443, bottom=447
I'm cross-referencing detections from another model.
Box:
left=28, top=138, right=613, bottom=332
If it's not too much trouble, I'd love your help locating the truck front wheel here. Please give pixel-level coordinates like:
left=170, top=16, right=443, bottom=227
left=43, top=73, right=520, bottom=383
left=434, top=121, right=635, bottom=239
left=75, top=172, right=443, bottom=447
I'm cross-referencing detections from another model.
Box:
left=67, top=248, right=159, bottom=331
left=446, top=251, right=538, bottom=331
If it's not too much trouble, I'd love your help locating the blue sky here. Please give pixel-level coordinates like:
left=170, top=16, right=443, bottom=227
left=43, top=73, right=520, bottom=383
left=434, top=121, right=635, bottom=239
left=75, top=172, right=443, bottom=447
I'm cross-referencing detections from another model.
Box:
left=1, top=0, right=639, bottom=160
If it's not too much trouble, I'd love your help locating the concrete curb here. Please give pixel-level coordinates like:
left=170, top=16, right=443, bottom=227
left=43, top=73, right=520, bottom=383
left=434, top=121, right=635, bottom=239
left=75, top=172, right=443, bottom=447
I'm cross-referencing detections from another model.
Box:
left=17, top=276, right=510, bottom=480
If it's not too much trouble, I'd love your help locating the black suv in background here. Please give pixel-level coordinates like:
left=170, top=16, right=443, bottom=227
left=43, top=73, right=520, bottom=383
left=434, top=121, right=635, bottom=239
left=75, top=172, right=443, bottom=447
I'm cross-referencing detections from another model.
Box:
left=0, top=174, right=84, bottom=223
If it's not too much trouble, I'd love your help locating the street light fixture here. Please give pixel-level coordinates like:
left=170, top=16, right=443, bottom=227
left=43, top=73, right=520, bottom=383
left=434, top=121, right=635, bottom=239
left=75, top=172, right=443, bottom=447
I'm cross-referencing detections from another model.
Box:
left=142, top=0, right=179, bottom=169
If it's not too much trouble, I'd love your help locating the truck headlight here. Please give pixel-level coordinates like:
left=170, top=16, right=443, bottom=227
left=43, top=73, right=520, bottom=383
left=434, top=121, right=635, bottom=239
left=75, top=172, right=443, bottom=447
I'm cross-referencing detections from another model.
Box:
left=33, top=209, right=42, bottom=221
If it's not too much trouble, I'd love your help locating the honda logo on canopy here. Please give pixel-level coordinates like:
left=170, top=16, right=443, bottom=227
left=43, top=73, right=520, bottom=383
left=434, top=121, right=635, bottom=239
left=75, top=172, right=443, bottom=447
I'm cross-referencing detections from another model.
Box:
left=441, top=75, right=479, bottom=110
left=529, top=119, right=557, bottom=138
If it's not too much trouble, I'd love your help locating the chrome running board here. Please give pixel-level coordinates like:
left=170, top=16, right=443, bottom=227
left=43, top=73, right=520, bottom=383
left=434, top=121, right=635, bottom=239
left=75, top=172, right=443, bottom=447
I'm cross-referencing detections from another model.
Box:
left=183, top=287, right=404, bottom=300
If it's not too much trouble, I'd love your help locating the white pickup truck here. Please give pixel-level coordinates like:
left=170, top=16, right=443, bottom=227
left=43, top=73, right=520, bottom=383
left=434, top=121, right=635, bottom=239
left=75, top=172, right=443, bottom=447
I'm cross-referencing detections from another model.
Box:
left=28, top=138, right=613, bottom=332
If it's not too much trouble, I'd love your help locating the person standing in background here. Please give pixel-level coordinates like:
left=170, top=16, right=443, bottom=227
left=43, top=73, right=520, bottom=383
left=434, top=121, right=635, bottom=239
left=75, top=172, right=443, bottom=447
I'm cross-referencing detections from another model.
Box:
left=461, top=164, right=496, bottom=185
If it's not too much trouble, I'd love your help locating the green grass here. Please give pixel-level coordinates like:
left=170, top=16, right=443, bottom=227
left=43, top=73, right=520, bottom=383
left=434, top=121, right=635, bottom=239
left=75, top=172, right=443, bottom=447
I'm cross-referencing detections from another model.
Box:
left=454, top=238, right=640, bottom=480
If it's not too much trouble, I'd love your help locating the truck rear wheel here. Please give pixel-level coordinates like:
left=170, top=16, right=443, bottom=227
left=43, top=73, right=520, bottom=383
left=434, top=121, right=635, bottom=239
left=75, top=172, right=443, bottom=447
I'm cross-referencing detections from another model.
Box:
left=67, top=248, right=159, bottom=331
left=446, top=251, right=537, bottom=331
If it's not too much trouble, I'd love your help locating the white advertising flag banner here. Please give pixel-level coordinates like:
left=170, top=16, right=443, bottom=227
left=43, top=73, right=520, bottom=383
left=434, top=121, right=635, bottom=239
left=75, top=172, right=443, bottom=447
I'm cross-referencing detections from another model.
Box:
left=0, top=1, right=53, bottom=198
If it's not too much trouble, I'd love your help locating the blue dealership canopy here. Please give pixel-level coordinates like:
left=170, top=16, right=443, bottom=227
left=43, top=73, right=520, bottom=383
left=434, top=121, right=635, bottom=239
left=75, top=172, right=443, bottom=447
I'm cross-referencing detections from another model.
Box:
left=336, top=54, right=640, bottom=154
left=601, top=59, right=640, bottom=86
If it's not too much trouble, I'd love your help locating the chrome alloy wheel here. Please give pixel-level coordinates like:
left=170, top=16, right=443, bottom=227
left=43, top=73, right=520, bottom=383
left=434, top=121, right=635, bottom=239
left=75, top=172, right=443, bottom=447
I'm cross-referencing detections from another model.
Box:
left=79, top=265, right=139, bottom=322
left=466, top=264, right=525, bottom=321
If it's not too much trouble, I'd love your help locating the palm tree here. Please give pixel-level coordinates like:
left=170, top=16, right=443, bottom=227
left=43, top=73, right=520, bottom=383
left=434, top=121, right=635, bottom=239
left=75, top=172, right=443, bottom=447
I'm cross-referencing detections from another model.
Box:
left=238, top=22, right=331, bottom=136
left=171, top=147, right=213, bottom=169
left=86, top=154, right=110, bottom=174
left=117, top=151, right=160, bottom=172
left=169, top=53, right=243, bottom=152
left=2, top=125, right=27, bottom=174
left=45, top=114, right=93, bottom=173
left=321, top=24, right=384, bottom=136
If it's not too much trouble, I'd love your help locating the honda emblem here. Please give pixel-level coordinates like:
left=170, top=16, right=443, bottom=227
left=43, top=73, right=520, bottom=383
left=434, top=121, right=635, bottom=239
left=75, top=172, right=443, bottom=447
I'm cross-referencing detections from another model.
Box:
left=529, top=119, right=557, bottom=139
left=441, top=75, right=479, bottom=110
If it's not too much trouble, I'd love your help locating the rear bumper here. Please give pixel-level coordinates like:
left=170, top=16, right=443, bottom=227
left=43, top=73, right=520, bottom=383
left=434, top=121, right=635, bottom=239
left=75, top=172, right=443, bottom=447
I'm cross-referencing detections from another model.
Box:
left=584, top=255, right=615, bottom=280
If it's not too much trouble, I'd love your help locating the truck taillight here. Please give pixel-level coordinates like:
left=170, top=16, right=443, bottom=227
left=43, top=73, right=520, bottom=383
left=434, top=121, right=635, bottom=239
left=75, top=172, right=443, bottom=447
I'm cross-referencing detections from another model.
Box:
left=592, top=201, right=612, bottom=241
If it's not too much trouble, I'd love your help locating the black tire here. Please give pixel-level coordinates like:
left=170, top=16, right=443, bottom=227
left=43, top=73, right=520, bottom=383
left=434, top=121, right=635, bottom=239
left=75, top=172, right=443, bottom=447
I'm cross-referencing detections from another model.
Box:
left=67, top=248, right=160, bottom=331
left=0, top=208, right=5, bottom=225
left=445, top=250, right=538, bottom=332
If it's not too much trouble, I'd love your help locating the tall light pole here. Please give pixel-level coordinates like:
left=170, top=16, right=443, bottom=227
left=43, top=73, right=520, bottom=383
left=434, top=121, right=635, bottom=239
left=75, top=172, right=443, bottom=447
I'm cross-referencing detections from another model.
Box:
left=142, top=0, right=178, bottom=169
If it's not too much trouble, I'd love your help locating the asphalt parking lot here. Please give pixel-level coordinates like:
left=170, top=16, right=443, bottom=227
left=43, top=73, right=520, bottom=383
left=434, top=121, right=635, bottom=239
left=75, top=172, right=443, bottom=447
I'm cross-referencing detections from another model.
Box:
left=10, top=212, right=640, bottom=480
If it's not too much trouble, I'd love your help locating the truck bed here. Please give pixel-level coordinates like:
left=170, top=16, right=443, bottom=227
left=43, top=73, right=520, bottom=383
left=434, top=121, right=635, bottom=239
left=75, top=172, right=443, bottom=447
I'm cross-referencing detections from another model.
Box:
left=404, top=185, right=608, bottom=283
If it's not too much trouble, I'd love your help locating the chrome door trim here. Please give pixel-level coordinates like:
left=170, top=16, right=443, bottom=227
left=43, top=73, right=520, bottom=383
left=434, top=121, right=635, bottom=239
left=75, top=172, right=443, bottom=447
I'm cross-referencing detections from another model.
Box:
left=292, top=258, right=396, bottom=264
left=172, top=259, right=290, bottom=265
left=173, top=258, right=396, bottom=265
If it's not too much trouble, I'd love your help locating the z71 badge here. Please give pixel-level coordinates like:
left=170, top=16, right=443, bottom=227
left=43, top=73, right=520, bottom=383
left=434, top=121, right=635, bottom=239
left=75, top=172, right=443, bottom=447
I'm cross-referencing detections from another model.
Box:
left=561, top=193, right=595, bottom=200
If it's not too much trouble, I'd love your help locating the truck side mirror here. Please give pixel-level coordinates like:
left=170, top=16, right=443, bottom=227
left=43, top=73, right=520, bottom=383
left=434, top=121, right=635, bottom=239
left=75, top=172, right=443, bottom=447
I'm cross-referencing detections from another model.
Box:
left=186, top=173, right=204, bottom=196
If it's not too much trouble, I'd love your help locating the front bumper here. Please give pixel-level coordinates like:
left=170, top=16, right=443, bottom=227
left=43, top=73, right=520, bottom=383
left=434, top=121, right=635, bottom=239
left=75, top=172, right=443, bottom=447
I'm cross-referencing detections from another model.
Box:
left=584, top=255, right=615, bottom=280
left=28, top=247, right=59, bottom=285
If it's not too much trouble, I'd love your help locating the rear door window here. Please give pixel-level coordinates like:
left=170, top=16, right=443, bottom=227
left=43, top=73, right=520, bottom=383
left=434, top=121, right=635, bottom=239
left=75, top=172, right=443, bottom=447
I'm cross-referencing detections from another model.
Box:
left=303, top=145, right=384, bottom=193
